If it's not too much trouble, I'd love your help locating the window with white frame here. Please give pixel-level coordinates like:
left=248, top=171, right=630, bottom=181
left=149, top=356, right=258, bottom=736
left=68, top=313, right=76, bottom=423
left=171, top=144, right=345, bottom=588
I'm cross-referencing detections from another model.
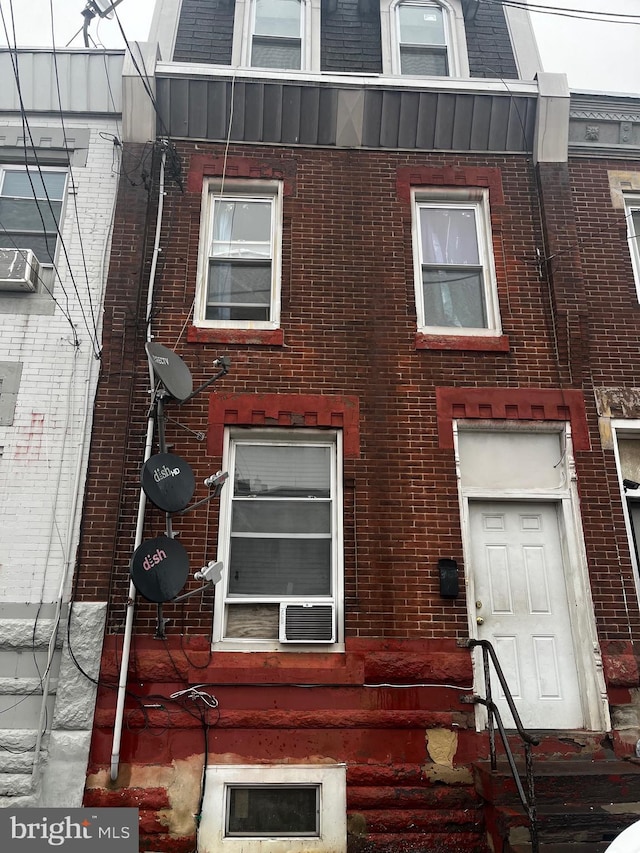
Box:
left=614, top=429, right=640, bottom=576
left=214, top=430, right=342, bottom=647
left=412, top=188, right=501, bottom=334
left=380, top=0, right=469, bottom=77
left=232, top=0, right=321, bottom=71
left=625, top=195, right=640, bottom=300
left=0, top=166, right=66, bottom=294
left=196, top=181, right=282, bottom=329
left=199, top=765, right=347, bottom=852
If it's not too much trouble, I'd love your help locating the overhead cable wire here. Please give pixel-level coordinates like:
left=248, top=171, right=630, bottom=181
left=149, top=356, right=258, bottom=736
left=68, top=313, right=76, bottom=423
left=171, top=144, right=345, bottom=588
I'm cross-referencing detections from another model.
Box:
left=48, top=0, right=101, bottom=358
left=482, top=0, right=640, bottom=25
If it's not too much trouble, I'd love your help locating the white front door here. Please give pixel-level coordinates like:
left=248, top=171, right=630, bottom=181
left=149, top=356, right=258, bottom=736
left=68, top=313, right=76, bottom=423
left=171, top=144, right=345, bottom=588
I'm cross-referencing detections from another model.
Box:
left=470, top=500, right=583, bottom=729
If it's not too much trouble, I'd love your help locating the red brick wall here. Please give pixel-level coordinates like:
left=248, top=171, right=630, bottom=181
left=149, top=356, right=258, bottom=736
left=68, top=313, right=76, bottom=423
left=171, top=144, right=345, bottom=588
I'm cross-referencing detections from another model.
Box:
left=76, top=143, right=640, bottom=644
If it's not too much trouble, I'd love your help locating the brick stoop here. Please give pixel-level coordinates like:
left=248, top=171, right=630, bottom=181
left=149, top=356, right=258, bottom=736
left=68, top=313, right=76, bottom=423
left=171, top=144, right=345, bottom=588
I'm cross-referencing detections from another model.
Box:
left=474, top=757, right=640, bottom=851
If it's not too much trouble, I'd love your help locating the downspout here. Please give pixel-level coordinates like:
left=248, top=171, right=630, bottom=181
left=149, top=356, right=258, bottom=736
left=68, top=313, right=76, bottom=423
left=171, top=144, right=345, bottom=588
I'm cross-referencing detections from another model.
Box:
left=110, top=143, right=167, bottom=782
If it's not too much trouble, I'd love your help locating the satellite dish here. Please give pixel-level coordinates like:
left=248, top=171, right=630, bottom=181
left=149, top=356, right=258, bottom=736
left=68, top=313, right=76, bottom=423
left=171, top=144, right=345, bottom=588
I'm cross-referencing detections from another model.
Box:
left=141, top=453, right=195, bottom=513
left=130, top=535, right=189, bottom=603
left=145, top=342, right=193, bottom=402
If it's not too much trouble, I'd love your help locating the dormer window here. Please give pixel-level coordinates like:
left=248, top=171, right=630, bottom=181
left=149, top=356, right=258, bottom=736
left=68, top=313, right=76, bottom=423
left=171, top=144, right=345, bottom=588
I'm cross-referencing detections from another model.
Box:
left=232, top=0, right=321, bottom=72
left=380, top=0, right=470, bottom=77
left=252, top=0, right=302, bottom=69
left=398, top=2, right=448, bottom=75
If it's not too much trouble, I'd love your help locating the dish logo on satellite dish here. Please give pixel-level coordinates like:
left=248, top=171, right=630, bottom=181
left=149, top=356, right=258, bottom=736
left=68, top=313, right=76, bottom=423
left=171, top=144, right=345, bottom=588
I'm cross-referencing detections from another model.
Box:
left=153, top=464, right=181, bottom=482
left=142, top=547, right=167, bottom=572
left=151, top=355, right=170, bottom=365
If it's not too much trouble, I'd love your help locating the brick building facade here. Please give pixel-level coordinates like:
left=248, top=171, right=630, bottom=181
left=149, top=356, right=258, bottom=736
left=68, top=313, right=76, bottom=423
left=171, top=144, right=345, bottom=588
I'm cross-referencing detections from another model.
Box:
left=78, top=2, right=640, bottom=850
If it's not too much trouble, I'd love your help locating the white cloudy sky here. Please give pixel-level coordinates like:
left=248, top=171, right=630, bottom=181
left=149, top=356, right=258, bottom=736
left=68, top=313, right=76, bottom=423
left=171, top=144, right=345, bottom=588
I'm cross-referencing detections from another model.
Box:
left=0, top=0, right=639, bottom=94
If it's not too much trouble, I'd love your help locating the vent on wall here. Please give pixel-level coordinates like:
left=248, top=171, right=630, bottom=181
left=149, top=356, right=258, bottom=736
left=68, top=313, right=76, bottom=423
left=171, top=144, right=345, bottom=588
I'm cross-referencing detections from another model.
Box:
left=279, top=603, right=335, bottom=643
left=0, top=249, right=40, bottom=292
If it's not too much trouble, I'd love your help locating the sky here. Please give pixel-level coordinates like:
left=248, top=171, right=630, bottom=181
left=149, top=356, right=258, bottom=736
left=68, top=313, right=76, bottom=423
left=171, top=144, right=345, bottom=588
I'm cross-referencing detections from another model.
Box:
left=0, top=0, right=639, bottom=95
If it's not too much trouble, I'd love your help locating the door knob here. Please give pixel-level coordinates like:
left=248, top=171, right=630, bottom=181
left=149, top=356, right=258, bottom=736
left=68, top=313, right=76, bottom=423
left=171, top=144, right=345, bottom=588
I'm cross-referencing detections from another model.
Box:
left=476, top=616, right=484, bottom=625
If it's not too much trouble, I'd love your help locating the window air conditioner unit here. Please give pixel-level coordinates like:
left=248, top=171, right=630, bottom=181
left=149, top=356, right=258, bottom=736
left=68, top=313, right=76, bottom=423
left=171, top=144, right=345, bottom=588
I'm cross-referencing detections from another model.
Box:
left=0, top=249, right=40, bottom=292
left=279, top=603, right=335, bottom=643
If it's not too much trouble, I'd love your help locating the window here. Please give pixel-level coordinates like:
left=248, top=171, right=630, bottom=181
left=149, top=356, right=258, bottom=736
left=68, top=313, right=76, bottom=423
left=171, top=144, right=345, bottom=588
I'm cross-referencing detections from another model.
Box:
left=214, top=430, right=342, bottom=648
left=199, top=765, right=347, bottom=852
left=380, top=0, right=469, bottom=77
left=196, top=181, right=282, bottom=329
left=232, top=0, right=321, bottom=71
left=398, top=1, right=448, bottom=75
left=0, top=362, right=22, bottom=426
left=625, top=195, right=640, bottom=299
left=227, top=786, right=318, bottom=836
left=412, top=189, right=501, bottom=334
left=613, top=427, right=640, bottom=583
left=0, top=166, right=66, bottom=265
left=251, top=0, right=302, bottom=69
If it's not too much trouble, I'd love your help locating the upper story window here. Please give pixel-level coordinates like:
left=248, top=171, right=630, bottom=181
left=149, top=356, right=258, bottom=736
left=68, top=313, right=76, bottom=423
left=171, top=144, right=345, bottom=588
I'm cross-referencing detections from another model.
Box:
left=398, top=1, right=448, bottom=75
left=0, top=166, right=66, bottom=261
left=380, top=0, right=469, bottom=77
left=625, top=195, right=640, bottom=301
left=412, top=188, right=501, bottom=335
left=252, top=0, right=302, bottom=69
left=232, top=0, right=321, bottom=72
left=195, top=180, right=282, bottom=330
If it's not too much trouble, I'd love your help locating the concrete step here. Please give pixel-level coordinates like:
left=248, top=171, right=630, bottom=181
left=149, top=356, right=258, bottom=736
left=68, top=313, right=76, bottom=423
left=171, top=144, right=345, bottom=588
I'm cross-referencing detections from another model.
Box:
left=474, top=758, right=640, bottom=805
left=500, top=802, right=640, bottom=848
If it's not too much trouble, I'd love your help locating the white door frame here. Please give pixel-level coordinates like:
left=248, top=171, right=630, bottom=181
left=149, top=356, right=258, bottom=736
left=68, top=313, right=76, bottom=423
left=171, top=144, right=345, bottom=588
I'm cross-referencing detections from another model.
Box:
left=453, top=420, right=609, bottom=732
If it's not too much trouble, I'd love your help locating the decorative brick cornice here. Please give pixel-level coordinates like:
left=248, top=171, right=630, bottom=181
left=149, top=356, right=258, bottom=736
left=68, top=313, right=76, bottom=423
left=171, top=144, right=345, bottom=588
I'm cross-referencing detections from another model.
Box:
left=436, top=387, right=590, bottom=450
left=208, top=393, right=360, bottom=458
left=187, top=154, right=297, bottom=195
left=396, top=166, right=505, bottom=205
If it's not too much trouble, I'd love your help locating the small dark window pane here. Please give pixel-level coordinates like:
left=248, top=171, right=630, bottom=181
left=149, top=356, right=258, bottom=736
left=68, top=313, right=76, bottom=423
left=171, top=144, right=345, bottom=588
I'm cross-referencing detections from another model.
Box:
left=227, top=786, right=319, bottom=837
left=234, top=445, right=331, bottom=497
left=228, top=538, right=332, bottom=596
left=422, top=268, right=486, bottom=328
left=207, top=261, right=271, bottom=320
left=232, top=501, right=331, bottom=534
left=0, top=198, right=61, bottom=232
left=400, top=46, right=448, bottom=76
left=252, top=38, right=301, bottom=69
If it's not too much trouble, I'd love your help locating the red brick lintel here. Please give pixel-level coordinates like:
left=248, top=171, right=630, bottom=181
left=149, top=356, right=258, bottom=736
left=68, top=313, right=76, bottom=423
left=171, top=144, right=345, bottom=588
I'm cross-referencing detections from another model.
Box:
left=397, top=166, right=505, bottom=205
left=208, top=393, right=361, bottom=458
left=436, top=387, right=590, bottom=450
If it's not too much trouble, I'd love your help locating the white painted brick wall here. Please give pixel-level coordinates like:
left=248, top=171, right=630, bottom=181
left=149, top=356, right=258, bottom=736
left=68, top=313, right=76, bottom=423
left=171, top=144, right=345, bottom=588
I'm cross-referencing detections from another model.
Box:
left=0, top=117, right=121, bottom=604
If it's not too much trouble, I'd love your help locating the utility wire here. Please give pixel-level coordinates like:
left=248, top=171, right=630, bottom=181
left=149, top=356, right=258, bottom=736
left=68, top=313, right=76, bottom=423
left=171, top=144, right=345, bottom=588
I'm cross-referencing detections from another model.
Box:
left=482, top=0, right=640, bottom=25
left=49, top=0, right=101, bottom=358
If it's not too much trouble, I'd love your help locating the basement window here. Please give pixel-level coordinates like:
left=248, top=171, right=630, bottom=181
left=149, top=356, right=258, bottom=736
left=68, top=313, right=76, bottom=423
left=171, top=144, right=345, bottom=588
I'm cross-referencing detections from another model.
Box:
left=226, top=786, right=319, bottom=836
left=199, top=765, right=347, bottom=852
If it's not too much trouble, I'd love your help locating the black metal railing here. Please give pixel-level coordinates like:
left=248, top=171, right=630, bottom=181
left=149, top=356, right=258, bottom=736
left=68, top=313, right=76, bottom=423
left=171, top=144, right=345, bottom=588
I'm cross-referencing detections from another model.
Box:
left=461, top=638, right=540, bottom=853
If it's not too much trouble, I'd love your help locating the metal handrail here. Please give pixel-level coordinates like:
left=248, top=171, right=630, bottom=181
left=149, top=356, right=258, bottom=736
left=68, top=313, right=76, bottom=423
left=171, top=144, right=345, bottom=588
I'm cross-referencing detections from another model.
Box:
left=461, top=638, right=540, bottom=853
